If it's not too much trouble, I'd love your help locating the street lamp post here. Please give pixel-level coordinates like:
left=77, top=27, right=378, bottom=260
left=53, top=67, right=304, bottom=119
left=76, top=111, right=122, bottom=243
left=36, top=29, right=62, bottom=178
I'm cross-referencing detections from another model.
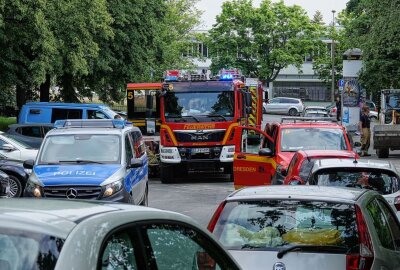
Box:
left=331, top=10, right=336, bottom=102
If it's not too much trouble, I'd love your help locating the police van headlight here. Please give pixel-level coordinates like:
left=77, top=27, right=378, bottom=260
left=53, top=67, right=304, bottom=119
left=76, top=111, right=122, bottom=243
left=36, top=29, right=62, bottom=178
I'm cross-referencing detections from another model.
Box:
left=103, top=178, right=124, bottom=197
left=25, top=174, right=43, bottom=198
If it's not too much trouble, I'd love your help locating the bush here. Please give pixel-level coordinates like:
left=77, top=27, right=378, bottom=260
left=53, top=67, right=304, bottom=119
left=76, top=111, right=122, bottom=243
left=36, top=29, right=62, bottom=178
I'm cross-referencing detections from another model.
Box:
left=0, top=117, right=16, bottom=132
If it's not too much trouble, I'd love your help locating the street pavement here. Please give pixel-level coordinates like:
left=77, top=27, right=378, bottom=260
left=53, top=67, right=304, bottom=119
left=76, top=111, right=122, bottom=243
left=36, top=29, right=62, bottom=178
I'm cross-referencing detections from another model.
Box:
left=148, top=113, right=400, bottom=228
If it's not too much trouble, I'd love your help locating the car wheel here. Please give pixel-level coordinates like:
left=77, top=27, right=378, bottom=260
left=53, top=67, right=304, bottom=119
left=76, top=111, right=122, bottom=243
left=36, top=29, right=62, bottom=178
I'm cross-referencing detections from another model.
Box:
left=140, top=185, right=148, bottom=206
left=376, top=148, right=389, bottom=158
left=6, top=175, right=22, bottom=198
left=288, top=108, right=297, bottom=116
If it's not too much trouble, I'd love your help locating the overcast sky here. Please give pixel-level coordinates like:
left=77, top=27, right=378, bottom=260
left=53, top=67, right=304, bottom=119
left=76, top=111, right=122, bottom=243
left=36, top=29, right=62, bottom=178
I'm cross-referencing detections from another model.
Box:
left=195, top=0, right=349, bottom=29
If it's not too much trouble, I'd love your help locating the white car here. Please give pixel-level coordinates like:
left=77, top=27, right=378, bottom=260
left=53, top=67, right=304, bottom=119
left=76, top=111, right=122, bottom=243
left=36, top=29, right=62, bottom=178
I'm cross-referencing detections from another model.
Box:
left=0, top=131, right=38, bottom=161
left=264, top=97, right=304, bottom=116
left=208, top=185, right=400, bottom=270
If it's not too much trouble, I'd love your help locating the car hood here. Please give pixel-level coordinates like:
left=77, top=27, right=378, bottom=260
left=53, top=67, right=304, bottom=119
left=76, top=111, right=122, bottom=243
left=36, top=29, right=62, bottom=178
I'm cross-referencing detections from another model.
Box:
left=0, top=158, right=24, bottom=167
left=34, top=164, right=122, bottom=186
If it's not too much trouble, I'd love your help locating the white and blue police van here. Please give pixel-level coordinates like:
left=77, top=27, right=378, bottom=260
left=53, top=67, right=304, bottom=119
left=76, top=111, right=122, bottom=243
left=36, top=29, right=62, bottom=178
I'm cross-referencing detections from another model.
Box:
left=23, top=119, right=148, bottom=205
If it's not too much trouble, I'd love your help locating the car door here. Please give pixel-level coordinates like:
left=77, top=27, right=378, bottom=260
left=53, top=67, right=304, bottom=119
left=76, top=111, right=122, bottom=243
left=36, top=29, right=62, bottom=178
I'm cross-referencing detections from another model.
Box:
left=265, top=98, right=280, bottom=113
left=98, top=222, right=240, bottom=270
left=366, top=198, right=400, bottom=269
left=127, top=131, right=147, bottom=204
left=233, top=126, right=276, bottom=189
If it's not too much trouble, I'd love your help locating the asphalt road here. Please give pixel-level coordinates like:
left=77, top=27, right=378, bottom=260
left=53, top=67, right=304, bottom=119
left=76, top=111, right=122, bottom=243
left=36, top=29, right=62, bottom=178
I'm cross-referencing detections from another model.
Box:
left=148, top=113, right=400, bottom=228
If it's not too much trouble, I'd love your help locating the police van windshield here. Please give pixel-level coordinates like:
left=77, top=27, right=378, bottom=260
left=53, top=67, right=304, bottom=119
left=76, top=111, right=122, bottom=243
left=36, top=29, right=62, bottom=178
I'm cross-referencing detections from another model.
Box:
left=39, top=134, right=121, bottom=164
left=280, top=128, right=347, bottom=152
left=164, top=91, right=234, bottom=121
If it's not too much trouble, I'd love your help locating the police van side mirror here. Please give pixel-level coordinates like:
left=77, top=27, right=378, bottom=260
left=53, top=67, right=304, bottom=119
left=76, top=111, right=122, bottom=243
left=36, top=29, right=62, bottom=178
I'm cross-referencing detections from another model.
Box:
left=129, top=158, right=144, bottom=168
left=23, top=160, right=35, bottom=169
left=259, top=148, right=273, bottom=157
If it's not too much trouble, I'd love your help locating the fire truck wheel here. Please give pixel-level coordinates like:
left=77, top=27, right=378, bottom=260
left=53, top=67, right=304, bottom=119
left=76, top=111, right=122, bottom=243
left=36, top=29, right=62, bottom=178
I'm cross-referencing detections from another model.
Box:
left=376, top=148, right=389, bottom=158
left=160, top=163, right=175, bottom=184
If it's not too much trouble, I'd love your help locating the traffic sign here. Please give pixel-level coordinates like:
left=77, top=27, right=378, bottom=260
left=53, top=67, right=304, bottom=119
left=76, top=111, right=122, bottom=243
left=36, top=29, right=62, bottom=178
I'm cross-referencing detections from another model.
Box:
left=339, top=86, right=344, bottom=92
left=338, top=79, right=345, bottom=87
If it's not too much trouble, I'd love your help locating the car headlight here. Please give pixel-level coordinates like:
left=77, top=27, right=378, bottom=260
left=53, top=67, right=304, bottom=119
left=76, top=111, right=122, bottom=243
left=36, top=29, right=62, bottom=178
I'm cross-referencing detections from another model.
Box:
left=103, top=179, right=124, bottom=197
left=25, top=180, right=43, bottom=198
left=24, top=168, right=32, bottom=175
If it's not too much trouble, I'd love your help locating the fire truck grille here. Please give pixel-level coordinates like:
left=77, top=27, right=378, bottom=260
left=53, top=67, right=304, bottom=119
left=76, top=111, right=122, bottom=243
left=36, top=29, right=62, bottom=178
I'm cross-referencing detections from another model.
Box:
left=174, top=130, right=226, bottom=142
left=44, top=186, right=102, bottom=199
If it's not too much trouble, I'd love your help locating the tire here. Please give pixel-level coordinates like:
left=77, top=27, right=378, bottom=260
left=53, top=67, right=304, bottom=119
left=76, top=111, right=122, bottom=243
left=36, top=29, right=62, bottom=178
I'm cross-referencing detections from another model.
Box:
left=288, top=108, right=298, bottom=116
left=6, top=175, right=22, bottom=198
left=160, top=163, right=174, bottom=184
left=140, top=185, right=148, bottom=206
left=376, top=148, right=389, bottom=158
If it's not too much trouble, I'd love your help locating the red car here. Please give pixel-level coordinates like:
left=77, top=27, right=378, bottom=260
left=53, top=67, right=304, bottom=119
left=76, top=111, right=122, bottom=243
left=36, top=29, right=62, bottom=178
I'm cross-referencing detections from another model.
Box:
left=232, top=118, right=356, bottom=189
left=283, top=150, right=358, bottom=185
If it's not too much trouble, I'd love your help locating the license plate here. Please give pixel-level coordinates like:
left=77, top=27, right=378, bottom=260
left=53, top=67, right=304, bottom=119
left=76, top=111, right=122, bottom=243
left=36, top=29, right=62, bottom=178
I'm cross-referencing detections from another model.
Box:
left=191, top=148, right=210, bottom=154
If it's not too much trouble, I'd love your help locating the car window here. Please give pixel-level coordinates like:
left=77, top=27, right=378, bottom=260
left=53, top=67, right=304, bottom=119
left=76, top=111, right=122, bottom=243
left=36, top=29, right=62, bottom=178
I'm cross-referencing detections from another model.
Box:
left=88, top=110, right=108, bottom=119
left=130, top=131, right=145, bottom=158
left=299, top=159, right=314, bottom=180
left=240, top=129, right=261, bottom=154
left=20, top=126, right=41, bottom=138
left=312, top=169, right=398, bottom=195
left=0, top=228, right=64, bottom=270
left=125, top=134, right=134, bottom=163
left=287, top=153, right=298, bottom=176
left=213, top=200, right=358, bottom=252
left=376, top=199, right=400, bottom=250
left=270, top=98, right=280, bottom=104
left=367, top=199, right=397, bottom=250
left=142, top=223, right=227, bottom=270
left=100, top=231, right=137, bottom=270
left=51, top=108, right=83, bottom=123
left=280, top=128, right=347, bottom=152
left=280, top=98, right=290, bottom=104
left=42, top=126, right=54, bottom=135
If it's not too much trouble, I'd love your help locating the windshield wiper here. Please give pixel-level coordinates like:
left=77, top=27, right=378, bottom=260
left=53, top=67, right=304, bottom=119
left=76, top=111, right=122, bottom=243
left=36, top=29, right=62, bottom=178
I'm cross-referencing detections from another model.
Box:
left=206, top=114, right=228, bottom=121
left=58, top=160, right=104, bottom=164
left=277, top=245, right=347, bottom=259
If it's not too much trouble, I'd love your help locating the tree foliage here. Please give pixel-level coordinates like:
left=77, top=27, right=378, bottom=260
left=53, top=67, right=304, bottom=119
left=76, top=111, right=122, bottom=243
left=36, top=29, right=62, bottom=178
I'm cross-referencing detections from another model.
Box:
left=344, top=0, right=400, bottom=97
left=207, top=0, right=319, bottom=84
left=0, top=0, right=201, bottom=105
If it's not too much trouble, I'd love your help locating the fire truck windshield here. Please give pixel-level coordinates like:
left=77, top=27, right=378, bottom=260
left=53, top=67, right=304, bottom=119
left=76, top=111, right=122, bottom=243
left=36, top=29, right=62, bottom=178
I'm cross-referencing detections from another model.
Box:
left=164, top=91, right=234, bottom=122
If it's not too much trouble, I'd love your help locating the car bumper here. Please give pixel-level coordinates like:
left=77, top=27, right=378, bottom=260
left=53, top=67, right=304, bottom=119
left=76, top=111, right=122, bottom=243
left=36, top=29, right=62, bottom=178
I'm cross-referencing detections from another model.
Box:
left=163, top=160, right=233, bottom=174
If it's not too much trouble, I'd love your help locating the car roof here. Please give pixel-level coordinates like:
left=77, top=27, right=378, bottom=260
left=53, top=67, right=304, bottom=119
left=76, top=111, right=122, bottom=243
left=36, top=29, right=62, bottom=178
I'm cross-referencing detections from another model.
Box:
left=0, top=199, right=195, bottom=239
left=228, top=186, right=367, bottom=203
left=312, top=158, right=397, bottom=172
left=23, top=102, right=109, bottom=108
left=274, top=97, right=301, bottom=100
left=9, top=123, right=54, bottom=128
left=298, top=150, right=356, bottom=158
left=305, top=106, right=326, bottom=110
left=279, top=122, right=342, bottom=128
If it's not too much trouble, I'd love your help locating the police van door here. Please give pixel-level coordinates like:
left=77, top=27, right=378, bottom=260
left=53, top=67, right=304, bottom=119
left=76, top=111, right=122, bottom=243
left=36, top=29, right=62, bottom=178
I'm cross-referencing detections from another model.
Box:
left=233, top=126, right=276, bottom=190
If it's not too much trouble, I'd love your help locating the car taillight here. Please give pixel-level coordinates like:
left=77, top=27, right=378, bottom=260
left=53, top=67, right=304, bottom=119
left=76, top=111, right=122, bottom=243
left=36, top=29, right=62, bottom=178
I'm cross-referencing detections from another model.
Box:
left=347, top=205, right=374, bottom=270
left=207, top=201, right=226, bottom=232
left=394, top=196, right=400, bottom=211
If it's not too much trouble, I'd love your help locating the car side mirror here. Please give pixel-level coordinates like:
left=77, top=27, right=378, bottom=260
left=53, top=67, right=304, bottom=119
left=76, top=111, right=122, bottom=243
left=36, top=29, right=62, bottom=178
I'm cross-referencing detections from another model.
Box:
left=1, top=144, right=16, bottom=152
left=259, top=148, right=273, bottom=157
left=129, top=158, right=144, bottom=168
left=23, top=159, right=35, bottom=169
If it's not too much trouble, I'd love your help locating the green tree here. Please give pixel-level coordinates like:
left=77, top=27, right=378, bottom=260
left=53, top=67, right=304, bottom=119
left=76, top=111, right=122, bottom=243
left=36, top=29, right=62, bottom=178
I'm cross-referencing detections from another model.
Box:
left=312, top=10, right=324, bottom=25
left=207, top=0, right=319, bottom=85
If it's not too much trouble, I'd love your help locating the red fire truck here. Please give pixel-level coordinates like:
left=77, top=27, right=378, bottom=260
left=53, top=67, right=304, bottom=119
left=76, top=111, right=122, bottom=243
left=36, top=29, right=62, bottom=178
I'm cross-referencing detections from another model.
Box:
left=157, top=70, right=263, bottom=183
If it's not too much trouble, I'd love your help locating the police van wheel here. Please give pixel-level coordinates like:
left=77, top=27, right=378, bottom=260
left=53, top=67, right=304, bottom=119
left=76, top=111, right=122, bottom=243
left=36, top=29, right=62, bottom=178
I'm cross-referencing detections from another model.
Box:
left=160, top=164, right=174, bottom=184
left=377, top=148, right=389, bottom=158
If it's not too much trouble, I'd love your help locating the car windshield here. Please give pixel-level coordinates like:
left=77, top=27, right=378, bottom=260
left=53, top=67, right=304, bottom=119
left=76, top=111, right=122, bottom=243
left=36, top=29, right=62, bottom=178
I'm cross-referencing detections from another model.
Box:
left=0, top=227, right=64, bottom=270
left=280, top=128, right=347, bottom=152
left=39, top=134, right=121, bottom=164
left=311, top=169, right=400, bottom=195
left=214, top=200, right=358, bottom=252
left=164, top=91, right=234, bottom=121
left=386, top=93, right=400, bottom=109
left=2, top=133, right=32, bottom=149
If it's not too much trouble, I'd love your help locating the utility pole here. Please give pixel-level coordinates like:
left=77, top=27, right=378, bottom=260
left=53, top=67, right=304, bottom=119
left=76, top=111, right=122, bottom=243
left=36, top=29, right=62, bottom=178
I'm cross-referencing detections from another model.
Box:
left=331, top=10, right=336, bottom=102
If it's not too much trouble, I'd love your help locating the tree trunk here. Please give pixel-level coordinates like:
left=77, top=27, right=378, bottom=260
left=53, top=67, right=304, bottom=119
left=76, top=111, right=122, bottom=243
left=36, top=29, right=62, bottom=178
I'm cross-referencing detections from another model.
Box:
left=61, top=73, right=79, bottom=103
left=39, top=74, right=51, bottom=102
left=16, top=84, right=26, bottom=122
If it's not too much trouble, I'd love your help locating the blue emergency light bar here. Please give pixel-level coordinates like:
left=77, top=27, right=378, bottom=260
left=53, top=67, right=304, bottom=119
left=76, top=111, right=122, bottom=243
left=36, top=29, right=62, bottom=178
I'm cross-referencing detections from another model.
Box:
left=219, top=74, right=233, bottom=81
left=54, top=119, right=132, bottom=129
left=165, top=75, right=178, bottom=81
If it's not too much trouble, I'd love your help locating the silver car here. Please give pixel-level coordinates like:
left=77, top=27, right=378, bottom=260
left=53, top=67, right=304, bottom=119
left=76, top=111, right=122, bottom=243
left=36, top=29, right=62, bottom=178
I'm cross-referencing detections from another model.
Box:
left=307, top=158, right=400, bottom=220
left=208, top=185, right=400, bottom=270
left=0, top=199, right=240, bottom=270
left=264, top=97, right=304, bottom=116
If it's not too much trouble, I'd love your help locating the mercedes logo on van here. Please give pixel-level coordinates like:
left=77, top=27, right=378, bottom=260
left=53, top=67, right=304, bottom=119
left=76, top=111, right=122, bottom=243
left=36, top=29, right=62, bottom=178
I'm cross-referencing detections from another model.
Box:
left=66, top=188, right=78, bottom=199
left=273, top=262, right=286, bottom=270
